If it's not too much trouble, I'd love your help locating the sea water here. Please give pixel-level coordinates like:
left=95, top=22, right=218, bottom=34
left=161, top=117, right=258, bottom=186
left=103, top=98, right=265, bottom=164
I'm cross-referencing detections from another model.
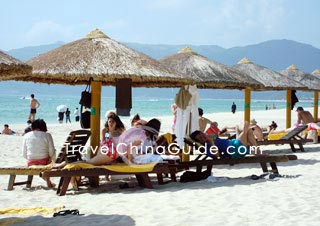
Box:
left=0, top=94, right=313, bottom=124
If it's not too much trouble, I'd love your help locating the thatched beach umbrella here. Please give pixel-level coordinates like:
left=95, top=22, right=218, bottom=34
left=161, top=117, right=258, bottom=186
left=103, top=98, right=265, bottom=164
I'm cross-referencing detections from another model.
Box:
left=233, top=58, right=306, bottom=127
left=312, top=69, right=320, bottom=77
left=160, top=47, right=261, bottom=89
left=27, top=28, right=192, bottom=152
left=27, top=29, right=190, bottom=87
left=233, top=58, right=305, bottom=90
left=280, top=65, right=320, bottom=122
left=160, top=47, right=264, bottom=124
left=0, top=50, right=32, bottom=80
left=280, top=65, right=320, bottom=91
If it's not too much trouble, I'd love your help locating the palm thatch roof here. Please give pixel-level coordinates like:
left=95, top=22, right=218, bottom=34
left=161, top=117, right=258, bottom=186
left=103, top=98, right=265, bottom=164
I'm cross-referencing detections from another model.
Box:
left=279, top=65, right=320, bottom=91
left=26, top=29, right=192, bottom=88
left=159, top=47, right=262, bottom=90
left=0, top=50, right=32, bottom=80
left=312, top=69, right=320, bottom=76
left=232, top=58, right=306, bottom=91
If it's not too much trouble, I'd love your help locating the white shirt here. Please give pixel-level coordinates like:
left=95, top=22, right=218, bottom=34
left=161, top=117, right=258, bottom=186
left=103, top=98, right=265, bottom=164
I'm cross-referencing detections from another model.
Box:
left=22, top=131, right=56, bottom=161
left=74, top=109, right=80, bottom=117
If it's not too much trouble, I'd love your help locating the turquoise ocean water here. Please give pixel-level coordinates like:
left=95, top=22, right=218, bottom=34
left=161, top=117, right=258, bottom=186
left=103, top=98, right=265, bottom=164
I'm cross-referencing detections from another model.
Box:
left=0, top=94, right=314, bottom=125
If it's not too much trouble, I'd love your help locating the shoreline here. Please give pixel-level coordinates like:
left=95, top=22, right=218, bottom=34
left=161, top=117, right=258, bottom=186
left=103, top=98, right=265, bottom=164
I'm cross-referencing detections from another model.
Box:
left=1, top=92, right=315, bottom=124
left=5, top=107, right=314, bottom=136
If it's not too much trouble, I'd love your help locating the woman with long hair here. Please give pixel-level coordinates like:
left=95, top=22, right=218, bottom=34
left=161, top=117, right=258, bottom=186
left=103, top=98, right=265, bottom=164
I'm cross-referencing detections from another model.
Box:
left=101, top=111, right=125, bottom=143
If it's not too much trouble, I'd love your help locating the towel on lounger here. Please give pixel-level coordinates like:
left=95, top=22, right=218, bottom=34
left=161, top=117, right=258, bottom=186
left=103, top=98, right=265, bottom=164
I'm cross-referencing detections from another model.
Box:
left=63, top=162, right=157, bottom=173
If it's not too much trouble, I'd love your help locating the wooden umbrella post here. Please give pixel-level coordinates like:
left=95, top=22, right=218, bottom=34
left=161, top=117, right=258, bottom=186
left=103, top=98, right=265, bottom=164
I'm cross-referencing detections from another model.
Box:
left=90, top=80, right=102, bottom=155
left=286, top=89, right=292, bottom=128
left=314, top=91, right=319, bottom=122
left=89, top=80, right=101, bottom=187
left=182, top=112, right=192, bottom=162
left=244, top=88, right=251, bottom=122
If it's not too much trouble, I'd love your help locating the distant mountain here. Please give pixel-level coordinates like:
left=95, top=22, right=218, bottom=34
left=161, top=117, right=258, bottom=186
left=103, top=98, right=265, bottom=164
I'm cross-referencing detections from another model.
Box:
left=224, top=39, right=320, bottom=71
left=6, top=39, right=320, bottom=72
left=7, top=41, right=64, bottom=61
left=2, top=39, right=320, bottom=99
left=123, top=42, right=226, bottom=61
left=125, top=40, right=320, bottom=72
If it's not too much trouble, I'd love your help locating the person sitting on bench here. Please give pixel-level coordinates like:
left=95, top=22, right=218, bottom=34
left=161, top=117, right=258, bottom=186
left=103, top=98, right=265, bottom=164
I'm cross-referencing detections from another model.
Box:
left=22, top=119, right=57, bottom=188
left=190, top=121, right=260, bottom=159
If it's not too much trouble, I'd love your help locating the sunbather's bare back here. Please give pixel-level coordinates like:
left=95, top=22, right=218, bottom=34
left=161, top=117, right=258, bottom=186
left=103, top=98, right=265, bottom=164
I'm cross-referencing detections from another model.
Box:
left=297, top=110, right=314, bottom=124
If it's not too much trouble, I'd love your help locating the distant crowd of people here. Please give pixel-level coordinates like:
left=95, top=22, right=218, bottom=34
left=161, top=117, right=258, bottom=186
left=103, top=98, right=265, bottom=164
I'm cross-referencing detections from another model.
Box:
left=265, top=103, right=277, bottom=110
left=57, top=107, right=79, bottom=124
left=1, top=93, right=82, bottom=136
left=27, top=93, right=80, bottom=125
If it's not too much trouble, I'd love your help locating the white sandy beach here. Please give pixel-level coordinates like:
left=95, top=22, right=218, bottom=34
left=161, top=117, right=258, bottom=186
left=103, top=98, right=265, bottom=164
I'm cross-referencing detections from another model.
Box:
left=0, top=108, right=320, bottom=226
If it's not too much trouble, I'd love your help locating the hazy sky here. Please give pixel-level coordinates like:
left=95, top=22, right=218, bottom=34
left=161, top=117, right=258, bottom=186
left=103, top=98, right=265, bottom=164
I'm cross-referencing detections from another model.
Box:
left=1, top=0, right=319, bottom=51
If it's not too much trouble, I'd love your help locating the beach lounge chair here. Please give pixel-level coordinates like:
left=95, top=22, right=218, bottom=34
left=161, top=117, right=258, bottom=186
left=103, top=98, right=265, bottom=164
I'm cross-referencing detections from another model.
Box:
left=39, top=133, right=180, bottom=196
left=182, top=137, right=297, bottom=175
left=0, top=130, right=91, bottom=190
left=40, top=162, right=176, bottom=196
left=257, top=125, right=312, bottom=152
left=55, top=129, right=91, bottom=163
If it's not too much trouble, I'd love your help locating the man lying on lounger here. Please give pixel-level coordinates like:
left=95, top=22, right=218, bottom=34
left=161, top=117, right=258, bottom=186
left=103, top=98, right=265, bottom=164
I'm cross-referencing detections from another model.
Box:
left=190, top=121, right=261, bottom=159
left=269, top=107, right=320, bottom=137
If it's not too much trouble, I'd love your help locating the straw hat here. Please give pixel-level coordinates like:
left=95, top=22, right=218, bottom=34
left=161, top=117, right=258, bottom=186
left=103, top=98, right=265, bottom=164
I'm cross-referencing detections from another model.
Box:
left=250, top=119, right=257, bottom=125
left=105, top=110, right=116, bottom=119
left=135, top=119, right=148, bottom=126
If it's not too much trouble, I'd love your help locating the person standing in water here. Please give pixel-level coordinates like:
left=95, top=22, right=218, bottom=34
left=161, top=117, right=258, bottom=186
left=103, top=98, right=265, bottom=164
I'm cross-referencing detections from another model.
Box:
left=28, top=94, right=40, bottom=121
left=74, top=108, right=80, bottom=122
left=65, top=108, right=71, bottom=123
left=231, top=102, right=237, bottom=114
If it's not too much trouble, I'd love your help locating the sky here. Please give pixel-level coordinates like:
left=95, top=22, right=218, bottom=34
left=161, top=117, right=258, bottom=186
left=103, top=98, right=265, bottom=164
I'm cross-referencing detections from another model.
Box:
left=1, top=0, right=320, bottom=51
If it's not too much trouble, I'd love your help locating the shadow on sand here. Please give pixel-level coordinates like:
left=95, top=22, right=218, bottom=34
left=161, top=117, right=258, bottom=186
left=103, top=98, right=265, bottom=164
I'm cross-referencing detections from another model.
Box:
left=0, top=214, right=135, bottom=226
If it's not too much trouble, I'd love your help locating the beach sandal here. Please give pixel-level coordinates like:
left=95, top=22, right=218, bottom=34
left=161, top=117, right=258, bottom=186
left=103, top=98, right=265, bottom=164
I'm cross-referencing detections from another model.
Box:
left=119, top=182, right=130, bottom=189
left=259, top=173, right=280, bottom=181
left=250, top=174, right=260, bottom=180
left=259, top=172, right=270, bottom=179
left=53, top=209, right=80, bottom=217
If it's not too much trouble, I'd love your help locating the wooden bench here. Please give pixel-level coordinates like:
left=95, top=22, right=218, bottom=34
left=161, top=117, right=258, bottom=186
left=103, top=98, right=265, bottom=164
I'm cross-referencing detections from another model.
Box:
left=174, top=154, right=297, bottom=175
left=0, top=167, right=47, bottom=190
left=257, top=139, right=312, bottom=152
left=182, top=137, right=298, bottom=175
left=41, top=163, right=176, bottom=196
left=0, top=130, right=90, bottom=190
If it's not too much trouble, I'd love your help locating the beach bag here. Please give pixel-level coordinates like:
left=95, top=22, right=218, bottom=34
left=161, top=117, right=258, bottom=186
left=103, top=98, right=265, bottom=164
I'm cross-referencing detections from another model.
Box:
left=175, top=86, right=192, bottom=110
left=80, top=105, right=90, bottom=129
left=79, top=80, right=92, bottom=108
left=291, top=90, right=299, bottom=110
